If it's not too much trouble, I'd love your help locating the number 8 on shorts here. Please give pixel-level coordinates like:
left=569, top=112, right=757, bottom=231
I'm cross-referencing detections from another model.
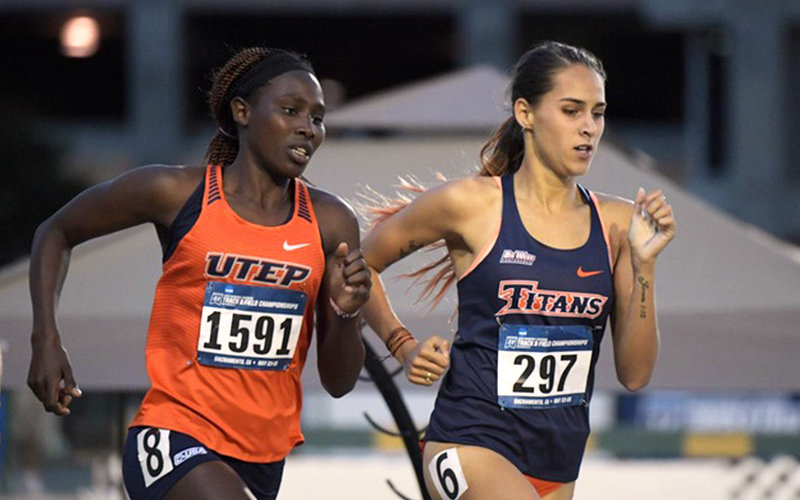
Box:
left=137, top=428, right=173, bottom=487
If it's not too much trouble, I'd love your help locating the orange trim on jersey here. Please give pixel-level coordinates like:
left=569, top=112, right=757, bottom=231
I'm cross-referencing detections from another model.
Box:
left=525, top=474, right=565, bottom=497
left=587, top=189, right=614, bottom=273
left=458, top=176, right=502, bottom=281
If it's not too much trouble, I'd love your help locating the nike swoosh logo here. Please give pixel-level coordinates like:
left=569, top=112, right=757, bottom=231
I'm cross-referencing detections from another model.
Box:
left=576, top=266, right=603, bottom=278
left=283, top=241, right=310, bottom=251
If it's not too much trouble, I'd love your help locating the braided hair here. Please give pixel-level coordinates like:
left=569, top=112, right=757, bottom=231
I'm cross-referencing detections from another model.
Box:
left=204, top=47, right=314, bottom=166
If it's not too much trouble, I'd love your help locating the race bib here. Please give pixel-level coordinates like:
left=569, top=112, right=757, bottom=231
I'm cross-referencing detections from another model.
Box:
left=497, top=324, right=593, bottom=409
left=197, top=282, right=307, bottom=371
left=136, top=428, right=173, bottom=487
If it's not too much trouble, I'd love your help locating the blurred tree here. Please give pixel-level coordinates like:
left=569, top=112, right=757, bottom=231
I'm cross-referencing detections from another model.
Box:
left=0, top=95, right=86, bottom=267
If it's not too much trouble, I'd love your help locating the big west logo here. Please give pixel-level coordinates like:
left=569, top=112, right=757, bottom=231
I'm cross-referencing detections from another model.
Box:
left=497, top=280, right=607, bottom=319
left=205, top=252, right=310, bottom=286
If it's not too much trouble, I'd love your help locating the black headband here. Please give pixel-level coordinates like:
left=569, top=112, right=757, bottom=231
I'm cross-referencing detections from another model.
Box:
left=228, top=52, right=315, bottom=102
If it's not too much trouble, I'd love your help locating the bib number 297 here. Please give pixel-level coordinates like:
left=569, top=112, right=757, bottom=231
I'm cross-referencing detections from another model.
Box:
left=512, top=353, right=577, bottom=394
left=497, top=324, right=593, bottom=409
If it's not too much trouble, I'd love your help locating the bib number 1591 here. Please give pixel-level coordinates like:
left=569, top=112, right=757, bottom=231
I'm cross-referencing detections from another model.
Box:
left=203, top=311, right=294, bottom=356
left=197, top=282, right=306, bottom=371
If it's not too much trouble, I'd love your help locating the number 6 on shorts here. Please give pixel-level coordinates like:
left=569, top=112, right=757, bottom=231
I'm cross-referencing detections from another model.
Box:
left=428, top=448, right=468, bottom=500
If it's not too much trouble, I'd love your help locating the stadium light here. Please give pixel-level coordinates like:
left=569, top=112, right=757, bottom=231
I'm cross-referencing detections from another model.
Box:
left=60, top=15, right=100, bottom=58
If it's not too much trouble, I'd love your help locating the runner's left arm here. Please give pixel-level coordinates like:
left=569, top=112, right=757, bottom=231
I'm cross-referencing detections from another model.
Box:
left=314, top=192, right=370, bottom=397
left=608, top=189, right=675, bottom=391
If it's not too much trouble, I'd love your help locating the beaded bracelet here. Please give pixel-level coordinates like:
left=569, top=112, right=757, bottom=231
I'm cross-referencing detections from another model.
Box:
left=385, top=326, right=417, bottom=357
left=329, top=297, right=360, bottom=319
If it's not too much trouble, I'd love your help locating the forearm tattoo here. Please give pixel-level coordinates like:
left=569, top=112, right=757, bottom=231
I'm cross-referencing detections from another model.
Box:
left=637, top=275, right=650, bottom=318
left=398, top=239, right=424, bottom=260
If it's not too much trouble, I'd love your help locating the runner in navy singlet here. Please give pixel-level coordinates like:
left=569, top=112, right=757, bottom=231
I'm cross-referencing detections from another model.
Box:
left=362, top=41, right=676, bottom=500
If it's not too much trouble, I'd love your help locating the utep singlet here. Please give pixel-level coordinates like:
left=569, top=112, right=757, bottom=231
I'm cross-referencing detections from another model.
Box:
left=425, top=174, right=614, bottom=482
left=131, top=164, right=325, bottom=462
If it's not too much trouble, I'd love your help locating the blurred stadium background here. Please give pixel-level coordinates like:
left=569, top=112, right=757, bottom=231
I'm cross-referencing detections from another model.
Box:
left=1, top=1, right=800, bottom=499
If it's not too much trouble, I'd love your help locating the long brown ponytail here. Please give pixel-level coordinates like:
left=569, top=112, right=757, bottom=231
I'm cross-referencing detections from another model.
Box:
left=478, top=116, right=524, bottom=177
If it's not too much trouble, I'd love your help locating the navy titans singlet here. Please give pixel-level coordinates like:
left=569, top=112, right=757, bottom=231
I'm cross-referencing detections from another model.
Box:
left=425, top=175, right=614, bottom=482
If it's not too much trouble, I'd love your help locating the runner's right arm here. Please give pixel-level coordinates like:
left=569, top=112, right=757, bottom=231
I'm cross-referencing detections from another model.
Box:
left=28, top=165, right=201, bottom=415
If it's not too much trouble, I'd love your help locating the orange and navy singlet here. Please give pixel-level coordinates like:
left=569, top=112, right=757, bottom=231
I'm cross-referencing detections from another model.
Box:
left=425, top=175, right=614, bottom=485
left=130, top=164, right=325, bottom=463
